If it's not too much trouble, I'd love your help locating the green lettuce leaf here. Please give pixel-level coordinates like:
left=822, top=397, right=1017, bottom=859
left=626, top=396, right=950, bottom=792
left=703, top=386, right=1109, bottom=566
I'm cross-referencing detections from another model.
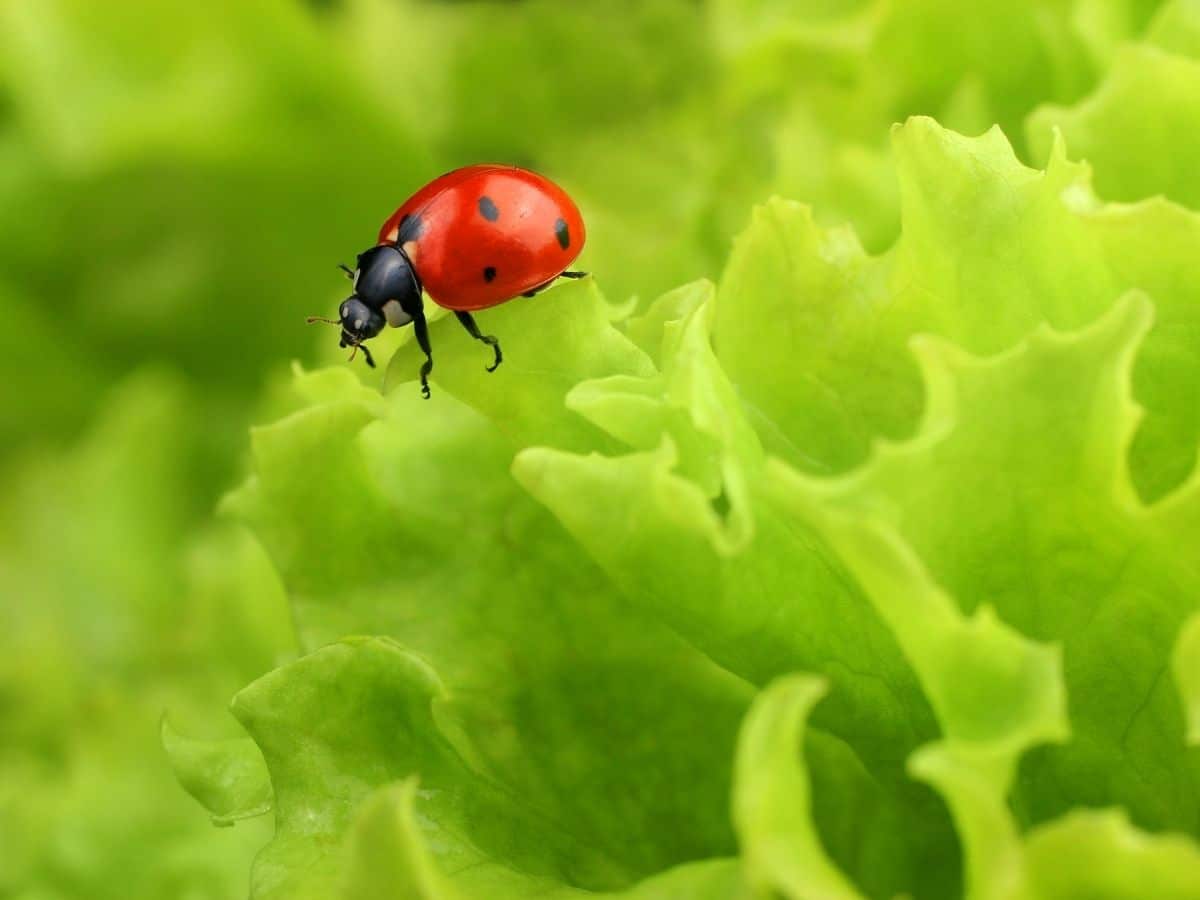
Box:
left=717, top=117, right=1200, bottom=499
left=186, top=114, right=1200, bottom=899
left=221, top=362, right=763, bottom=896
left=231, top=637, right=751, bottom=900
left=768, top=290, right=1200, bottom=836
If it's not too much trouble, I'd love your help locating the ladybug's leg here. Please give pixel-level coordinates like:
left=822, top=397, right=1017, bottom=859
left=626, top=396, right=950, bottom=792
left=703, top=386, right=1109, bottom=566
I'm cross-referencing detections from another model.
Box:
left=410, top=305, right=434, bottom=399
left=455, top=311, right=503, bottom=372
left=522, top=271, right=587, bottom=298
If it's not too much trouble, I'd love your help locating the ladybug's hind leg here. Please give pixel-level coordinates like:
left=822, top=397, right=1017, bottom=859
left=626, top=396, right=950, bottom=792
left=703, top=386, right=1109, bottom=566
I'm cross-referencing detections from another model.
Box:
left=455, top=311, right=503, bottom=373
left=522, top=270, right=587, bottom=298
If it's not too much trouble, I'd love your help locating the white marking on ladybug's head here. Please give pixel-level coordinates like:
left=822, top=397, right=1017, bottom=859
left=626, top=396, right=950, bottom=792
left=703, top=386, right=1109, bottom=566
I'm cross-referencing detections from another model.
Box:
left=353, top=269, right=361, bottom=290
left=383, top=300, right=413, bottom=328
left=354, top=317, right=365, bottom=330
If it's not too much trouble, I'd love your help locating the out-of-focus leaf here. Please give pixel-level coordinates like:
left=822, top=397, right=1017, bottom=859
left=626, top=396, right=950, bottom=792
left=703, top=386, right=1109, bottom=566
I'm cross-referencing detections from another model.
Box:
left=0, top=372, right=289, bottom=899
left=1027, top=45, right=1200, bottom=208
left=0, top=0, right=431, bottom=461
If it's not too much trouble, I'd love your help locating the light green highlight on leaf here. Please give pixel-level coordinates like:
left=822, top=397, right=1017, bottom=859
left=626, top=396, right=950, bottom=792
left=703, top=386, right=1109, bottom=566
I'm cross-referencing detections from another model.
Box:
left=339, top=780, right=453, bottom=900
left=733, top=675, right=865, bottom=900
left=1171, top=612, right=1200, bottom=745
left=1023, top=808, right=1200, bottom=899
left=907, top=743, right=1027, bottom=900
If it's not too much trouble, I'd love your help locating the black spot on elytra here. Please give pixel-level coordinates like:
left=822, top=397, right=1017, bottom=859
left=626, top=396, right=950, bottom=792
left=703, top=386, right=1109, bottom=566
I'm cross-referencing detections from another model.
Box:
left=483, top=266, right=497, bottom=282
left=398, top=214, right=424, bottom=242
left=478, top=196, right=500, bottom=221
left=554, top=217, right=570, bottom=250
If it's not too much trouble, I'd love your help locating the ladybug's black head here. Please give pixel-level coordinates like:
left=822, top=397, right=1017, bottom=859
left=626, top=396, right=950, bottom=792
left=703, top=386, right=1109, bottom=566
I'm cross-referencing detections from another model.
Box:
left=337, top=297, right=384, bottom=361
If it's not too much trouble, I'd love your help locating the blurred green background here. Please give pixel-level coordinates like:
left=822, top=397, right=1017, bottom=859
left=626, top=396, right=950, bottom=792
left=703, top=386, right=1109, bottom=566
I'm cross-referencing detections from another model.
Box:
left=0, top=0, right=1172, bottom=897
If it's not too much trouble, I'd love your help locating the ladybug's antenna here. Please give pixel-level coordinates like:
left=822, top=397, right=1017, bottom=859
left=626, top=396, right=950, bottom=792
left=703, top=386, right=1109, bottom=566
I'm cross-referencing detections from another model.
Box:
left=307, top=316, right=375, bottom=368
left=338, top=264, right=354, bottom=280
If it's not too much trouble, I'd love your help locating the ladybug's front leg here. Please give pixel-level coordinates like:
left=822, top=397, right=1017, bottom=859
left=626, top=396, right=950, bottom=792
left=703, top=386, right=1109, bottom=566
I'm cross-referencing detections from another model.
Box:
left=406, top=297, right=433, bottom=399
left=454, top=311, right=502, bottom=373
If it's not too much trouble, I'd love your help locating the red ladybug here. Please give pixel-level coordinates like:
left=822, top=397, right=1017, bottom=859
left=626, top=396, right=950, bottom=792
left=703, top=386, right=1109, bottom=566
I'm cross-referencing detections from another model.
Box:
left=308, top=164, right=586, bottom=397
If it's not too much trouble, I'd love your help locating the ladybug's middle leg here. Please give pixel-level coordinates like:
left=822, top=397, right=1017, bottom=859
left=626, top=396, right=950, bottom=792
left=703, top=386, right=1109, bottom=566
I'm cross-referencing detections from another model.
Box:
left=455, top=311, right=503, bottom=373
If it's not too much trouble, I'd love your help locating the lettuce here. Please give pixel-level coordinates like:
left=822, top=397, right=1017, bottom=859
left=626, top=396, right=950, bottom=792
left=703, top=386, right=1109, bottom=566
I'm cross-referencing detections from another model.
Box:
left=168, top=109, right=1200, bottom=898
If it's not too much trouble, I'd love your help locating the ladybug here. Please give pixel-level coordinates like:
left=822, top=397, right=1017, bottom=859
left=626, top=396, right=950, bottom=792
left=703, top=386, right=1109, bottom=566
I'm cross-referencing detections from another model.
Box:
left=308, top=164, right=586, bottom=398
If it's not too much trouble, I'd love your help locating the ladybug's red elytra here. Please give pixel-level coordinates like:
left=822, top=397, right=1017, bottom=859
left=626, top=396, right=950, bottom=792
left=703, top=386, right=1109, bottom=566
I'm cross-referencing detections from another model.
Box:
left=308, top=164, right=586, bottom=397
